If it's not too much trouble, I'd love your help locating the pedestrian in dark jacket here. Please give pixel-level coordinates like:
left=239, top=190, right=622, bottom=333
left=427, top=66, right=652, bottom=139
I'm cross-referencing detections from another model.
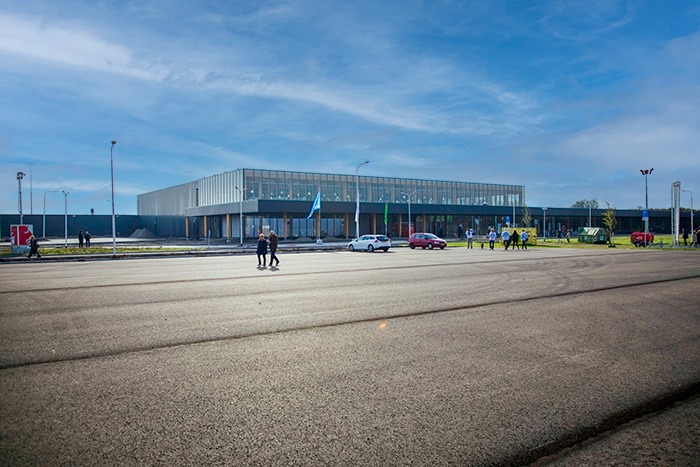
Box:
left=78, top=231, right=84, bottom=248
left=27, top=235, right=41, bottom=258
left=269, top=230, right=279, bottom=267
left=84, top=231, right=91, bottom=247
left=256, top=233, right=268, bottom=267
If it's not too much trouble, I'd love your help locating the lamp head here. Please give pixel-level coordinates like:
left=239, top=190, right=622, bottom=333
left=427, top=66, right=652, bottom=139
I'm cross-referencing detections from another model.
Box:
left=111, top=140, right=117, bottom=146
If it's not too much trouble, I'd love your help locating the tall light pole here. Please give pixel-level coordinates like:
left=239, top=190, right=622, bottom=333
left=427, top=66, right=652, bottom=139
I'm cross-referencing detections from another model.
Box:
left=234, top=185, right=246, bottom=246
left=17, top=171, right=25, bottom=224
left=43, top=190, right=58, bottom=239
left=28, top=162, right=35, bottom=214
left=110, top=140, right=117, bottom=255
left=640, top=168, right=653, bottom=247
left=683, top=189, right=694, bottom=240
left=542, top=207, right=548, bottom=242
left=355, top=161, right=369, bottom=239
left=401, top=191, right=416, bottom=237
left=62, top=191, right=69, bottom=247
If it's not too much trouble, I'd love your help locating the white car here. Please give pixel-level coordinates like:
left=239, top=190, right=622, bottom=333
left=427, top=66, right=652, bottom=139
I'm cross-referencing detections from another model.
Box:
left=347, top=235, right=391, bottom=252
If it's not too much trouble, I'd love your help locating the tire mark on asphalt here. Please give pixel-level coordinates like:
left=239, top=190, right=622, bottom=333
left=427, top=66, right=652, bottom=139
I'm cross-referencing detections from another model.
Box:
left=0, top=250, right=684, bottom=295
left=2, top=274, right=698, bottom=371
left=514, top=386, right=700, bottom=467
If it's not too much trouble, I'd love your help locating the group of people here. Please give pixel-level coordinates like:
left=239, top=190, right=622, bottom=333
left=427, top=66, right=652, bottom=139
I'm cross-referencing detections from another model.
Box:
left=487, top=228, right=529, bottom=251
left=77, top=231, right=92, bottom=248
left=681, top=228, right=700, bottom=247
left=256, top=230, right=280, bottom=267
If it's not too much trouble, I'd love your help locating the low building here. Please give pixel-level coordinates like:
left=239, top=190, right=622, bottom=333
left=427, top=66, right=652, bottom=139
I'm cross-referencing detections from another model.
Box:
left=137, top=168, right=526, bottom=240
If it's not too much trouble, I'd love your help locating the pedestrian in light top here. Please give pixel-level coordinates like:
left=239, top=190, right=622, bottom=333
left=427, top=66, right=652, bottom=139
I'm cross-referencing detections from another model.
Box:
left=488, top=228, right=496, bottom=250
left=269, top=230, right=280, bottom=267
left=566, top=230, right=571, bottom=243
left=466, top=228, right=474, bottom=249
left=520, top=230, right=529, bottom=249
left=501, top=229, right=510, bottom=250
left=256, top=233, right=268, bottom=267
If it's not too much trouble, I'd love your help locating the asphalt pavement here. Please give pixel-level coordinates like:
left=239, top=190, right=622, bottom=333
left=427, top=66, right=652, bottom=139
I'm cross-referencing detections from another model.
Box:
left=1, top=246, right=698, bottom=465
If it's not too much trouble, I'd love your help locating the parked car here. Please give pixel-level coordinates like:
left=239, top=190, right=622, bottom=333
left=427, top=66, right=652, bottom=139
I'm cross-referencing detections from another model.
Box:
left=630, top=231, right=654, bottom=247
left=409, top=233, right=447, bottom=249
left=348, top=234, right=391, bottom=252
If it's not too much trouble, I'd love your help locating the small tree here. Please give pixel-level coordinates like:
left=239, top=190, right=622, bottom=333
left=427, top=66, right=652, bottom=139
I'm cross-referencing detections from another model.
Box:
left=521, top=205, right=532, bottom=227
left=602, top=202, right=617, bottom=246
left=571, top=199, right=599, bottom=209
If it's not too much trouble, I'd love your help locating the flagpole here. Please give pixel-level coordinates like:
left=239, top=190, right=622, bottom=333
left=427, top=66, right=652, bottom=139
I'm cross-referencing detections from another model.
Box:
left=317, top=188, right=321, bottom=241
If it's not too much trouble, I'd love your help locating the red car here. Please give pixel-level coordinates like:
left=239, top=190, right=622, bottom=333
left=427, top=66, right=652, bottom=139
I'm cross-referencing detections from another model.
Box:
left=409, top=233, right=447, bottom=249
left=630, top=231, right=654, bottom=247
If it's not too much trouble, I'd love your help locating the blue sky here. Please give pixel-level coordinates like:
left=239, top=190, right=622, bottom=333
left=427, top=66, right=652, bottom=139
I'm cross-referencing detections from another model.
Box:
left=1, top=0, right=698, bottom=216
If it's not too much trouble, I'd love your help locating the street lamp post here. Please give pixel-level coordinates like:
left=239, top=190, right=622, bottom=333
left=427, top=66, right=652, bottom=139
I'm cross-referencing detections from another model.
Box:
left=683, top=189, right=694, bottom=241
left=401, top=191, right=417, bottom=237
left=355, top=161, right=369, bottom=240
left=28, top=162, right=35, bottom=214
left=234, top=185, right=246, bottom=246
left=62, top=191, right=69, bottom=247
left=17, top=172, right=25, bottom=224
left=110, top=141, right=117, bottom=255
left=542, top=207, right=548, bottom=242
left=640, top=168, right=653, bottom=247
left=43, top=190, right=58, bottom=239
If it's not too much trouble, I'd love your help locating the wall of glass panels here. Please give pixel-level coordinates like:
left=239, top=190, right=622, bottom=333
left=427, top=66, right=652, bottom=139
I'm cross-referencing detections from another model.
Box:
left=236, top=169, right=524, bottom=206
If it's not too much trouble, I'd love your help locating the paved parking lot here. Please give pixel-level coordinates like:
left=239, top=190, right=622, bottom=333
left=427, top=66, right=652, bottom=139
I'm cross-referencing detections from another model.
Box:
left=1, top=247, right=699, bottom=465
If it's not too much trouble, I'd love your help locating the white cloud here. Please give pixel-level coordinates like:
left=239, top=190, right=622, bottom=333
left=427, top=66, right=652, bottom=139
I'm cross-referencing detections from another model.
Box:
left=0, top=13, right=166, bottom=80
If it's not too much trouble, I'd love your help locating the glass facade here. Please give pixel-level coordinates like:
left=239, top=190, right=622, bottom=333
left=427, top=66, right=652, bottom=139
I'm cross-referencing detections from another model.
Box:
left=240, top=169, right=523, bottom=206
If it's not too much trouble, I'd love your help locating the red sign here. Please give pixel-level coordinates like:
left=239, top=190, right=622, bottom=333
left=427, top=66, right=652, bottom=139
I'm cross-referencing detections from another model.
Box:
left=10, top=224, right=34, bottom=247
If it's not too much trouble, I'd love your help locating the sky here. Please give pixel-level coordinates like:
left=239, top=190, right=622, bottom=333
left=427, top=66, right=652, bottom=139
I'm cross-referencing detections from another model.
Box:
left=1, top=0, right=699, bottom=216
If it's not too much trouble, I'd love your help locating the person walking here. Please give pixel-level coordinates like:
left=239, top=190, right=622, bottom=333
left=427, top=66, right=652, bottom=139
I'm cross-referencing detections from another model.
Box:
left=84, top=231, right=91, bottom=247
left=566, top=230, right=571, bottom=243
left=521, top=230, right=529, bottom=249
left=512, top=230, right=520, bottom=250
left=488, top=228, right=496, bottom=250
left=78, top=230, right=84, bottom=248
left=466, top=228, right=474, bottom=249
left=269, top=230, right=280, bottom=267
left=557, top=229, right=562, bottom=243
left=682, top=229, right=688, bottom=246
left=501, top=229, right=511, bottom=250
left=27, top=235, right=41, bottom=259
left=256, top=233, right=268, bottom=267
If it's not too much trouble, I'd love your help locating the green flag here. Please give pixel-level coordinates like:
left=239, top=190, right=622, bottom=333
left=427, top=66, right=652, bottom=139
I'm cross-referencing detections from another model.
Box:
left=384, top=202, right=388, bottom=225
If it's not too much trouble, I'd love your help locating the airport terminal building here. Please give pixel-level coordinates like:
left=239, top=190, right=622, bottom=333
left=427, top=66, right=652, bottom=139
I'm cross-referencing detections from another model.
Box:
left=137, top=168, right=526, bottom=240
left=135, top=168, right=679, bottom=241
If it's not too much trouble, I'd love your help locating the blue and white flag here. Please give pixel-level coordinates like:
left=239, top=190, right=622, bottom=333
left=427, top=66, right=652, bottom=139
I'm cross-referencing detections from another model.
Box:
left=307, top=191, right=321, bottom=219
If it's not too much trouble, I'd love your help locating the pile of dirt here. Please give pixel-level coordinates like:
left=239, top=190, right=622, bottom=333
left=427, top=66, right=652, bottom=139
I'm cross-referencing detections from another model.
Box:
left=130, top=228, right=156, bottom=239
